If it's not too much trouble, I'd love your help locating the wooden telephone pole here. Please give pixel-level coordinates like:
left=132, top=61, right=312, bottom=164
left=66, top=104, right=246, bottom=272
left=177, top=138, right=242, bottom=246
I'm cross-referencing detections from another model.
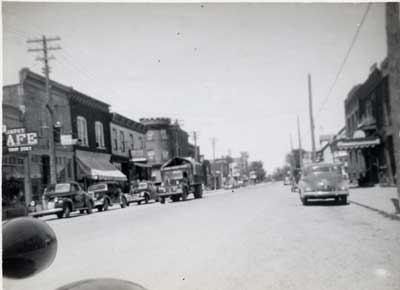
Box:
left=297, top=116, right=303, bottom=171
left=308, top=74, right=317, bottom=163
left=27, top=35, right=61, bottom=184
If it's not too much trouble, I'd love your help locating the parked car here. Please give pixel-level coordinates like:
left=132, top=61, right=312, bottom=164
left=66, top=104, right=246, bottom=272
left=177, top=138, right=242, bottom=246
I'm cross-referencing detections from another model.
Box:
left=87, top=182, right=127, bottom=211
left=30, top=182, right=94, bottom=219
left=297, top=163, right=349, bottom=205
left=124, top=181, right=160, bottom=205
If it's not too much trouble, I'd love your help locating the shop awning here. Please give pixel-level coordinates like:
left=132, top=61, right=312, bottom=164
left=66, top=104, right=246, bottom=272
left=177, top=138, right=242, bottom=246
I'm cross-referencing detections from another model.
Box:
left=134, top=163, right=151, bottom=168
left=336, top=137, right=380, bottom=150
left=76, top=150, right=127, bottom=181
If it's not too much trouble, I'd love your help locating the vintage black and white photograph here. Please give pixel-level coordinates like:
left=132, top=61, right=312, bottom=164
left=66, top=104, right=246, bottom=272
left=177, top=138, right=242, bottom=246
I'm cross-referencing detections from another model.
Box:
left=2, top=1, right=400, bottom=290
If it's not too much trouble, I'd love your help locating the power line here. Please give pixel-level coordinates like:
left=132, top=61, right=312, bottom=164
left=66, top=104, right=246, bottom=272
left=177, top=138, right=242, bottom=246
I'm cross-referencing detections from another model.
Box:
left=316, top=3, right=372, bottom=117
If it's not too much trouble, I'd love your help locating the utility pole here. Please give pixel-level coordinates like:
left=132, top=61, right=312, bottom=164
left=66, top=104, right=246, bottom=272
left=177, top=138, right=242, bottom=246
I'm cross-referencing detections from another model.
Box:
left=174, top=119, right=180, bottom=157
left=211, top=137, right=217, bottom=190
left=289, top=133, right=294, bottom=179
left=193, top=131, right=198, bottom=162
left=27, top=35, right=61, bottom=185
left=385, top=3, right=400, bottom=200
left=308, top=74, right=317, bottom=163
left=297, top=116, right=303, bottom=171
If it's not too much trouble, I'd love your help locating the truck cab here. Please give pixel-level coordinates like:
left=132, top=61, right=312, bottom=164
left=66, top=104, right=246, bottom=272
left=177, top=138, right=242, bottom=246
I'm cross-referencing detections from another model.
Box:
left=159, top=157, right=204, bottom=203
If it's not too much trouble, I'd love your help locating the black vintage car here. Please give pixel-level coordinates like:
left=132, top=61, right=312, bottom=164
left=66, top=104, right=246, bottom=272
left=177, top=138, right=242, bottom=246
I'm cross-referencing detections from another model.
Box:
left=30, top=182, right=94, bottom=219
left=87, top=181, right=128, bottom=211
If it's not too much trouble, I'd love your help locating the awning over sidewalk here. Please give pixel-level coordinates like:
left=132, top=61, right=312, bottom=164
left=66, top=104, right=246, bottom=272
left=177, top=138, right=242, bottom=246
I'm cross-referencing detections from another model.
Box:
left=336, top=137, right=380, bottom=150
left=134, top=163, right=151, bottom=168
left=76, top=150, right=127, bottom=181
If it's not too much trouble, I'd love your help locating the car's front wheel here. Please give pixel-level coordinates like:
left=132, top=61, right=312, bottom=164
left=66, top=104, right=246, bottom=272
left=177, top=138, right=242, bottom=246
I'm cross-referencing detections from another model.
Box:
left=86, top=201, right=93, bottom=214
left=340, top=196, right=348, bottom=204
left=63, top=205, right=71, bottom=218
left=121, top=197, right=127, bottom=208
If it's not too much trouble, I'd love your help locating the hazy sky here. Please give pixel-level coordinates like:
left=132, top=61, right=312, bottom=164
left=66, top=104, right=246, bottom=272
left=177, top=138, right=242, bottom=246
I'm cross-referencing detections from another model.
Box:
left=2, top=2, right=387, bottom=172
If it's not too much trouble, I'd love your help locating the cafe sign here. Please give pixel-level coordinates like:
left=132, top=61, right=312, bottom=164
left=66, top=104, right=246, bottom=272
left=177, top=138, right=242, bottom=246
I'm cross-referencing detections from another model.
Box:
left=6, top=128, right=38, bottom=152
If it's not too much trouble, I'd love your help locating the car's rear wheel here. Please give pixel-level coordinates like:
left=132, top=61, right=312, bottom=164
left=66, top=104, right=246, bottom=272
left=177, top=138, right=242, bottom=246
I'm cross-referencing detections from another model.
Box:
left=144, top=195, right=149, bottom=204
left=300, top=195, right=308, bottom=206
left=103, top=200, right=109, bottom=211
left=121, top=197, right=127, bottom=208
left=171, top=195, right=180, bottom=202
left=97, top=206, right=103, bottom=212
left=56, top=212, right=64, bottom=219
left=79, top=210, right=85, bottom=214
left=160, top=198, right=166, bottom=204
left=341, top=196, right=348, bottom=204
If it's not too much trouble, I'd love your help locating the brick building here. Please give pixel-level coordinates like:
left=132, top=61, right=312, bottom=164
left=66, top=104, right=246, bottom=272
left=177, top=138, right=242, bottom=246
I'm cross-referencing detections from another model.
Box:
left=3, top=69, right=75, bottom=203
left=140, top=118, right=198, bottom=181
left=337, top=64, right=396, bottom=186
left=110, top=112, right=150, bottom=184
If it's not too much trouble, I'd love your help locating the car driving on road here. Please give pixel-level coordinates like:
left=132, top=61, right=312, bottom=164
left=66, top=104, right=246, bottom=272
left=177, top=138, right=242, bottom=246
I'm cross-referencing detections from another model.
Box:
left=30, top=182, right=94, bottom=219
left=297, top=163, right=349, bottom=205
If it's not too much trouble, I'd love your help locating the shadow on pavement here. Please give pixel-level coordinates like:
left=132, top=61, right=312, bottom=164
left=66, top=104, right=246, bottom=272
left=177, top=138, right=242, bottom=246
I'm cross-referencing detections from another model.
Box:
left=350, top=200, right=400, bottom=222
left=305, top=200, right=349, bottom=207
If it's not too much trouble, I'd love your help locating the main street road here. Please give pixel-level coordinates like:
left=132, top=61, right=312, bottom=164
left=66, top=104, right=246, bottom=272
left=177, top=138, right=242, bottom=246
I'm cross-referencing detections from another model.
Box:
left=4, top=183, right=400, bottom=290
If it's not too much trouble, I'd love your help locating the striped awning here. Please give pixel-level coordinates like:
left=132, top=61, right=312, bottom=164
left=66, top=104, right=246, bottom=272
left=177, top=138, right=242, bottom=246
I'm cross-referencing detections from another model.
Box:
left=336, top=137, right=380, bottom=150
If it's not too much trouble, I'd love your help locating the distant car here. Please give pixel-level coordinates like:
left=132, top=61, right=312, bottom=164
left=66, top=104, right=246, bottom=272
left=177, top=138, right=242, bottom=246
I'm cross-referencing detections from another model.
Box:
left=125, top=181, right=160, bottom=205
left=87, top=182, right=128, bottom=211
left=297, top=163, right=349, bottom=205
left=283, top=176, right=291, bottom=186
left=30, top=182, right=94, bottom=219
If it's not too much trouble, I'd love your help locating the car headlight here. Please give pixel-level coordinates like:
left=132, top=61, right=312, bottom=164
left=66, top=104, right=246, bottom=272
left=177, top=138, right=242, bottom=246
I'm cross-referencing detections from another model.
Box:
left=304, top=186, right=314, bottom=192
left=53, top=197, right=59, bottom=202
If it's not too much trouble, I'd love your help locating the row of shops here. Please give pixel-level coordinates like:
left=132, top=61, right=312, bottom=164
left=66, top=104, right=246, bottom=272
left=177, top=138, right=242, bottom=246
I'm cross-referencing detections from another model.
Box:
left=318, top=59, right=398, bottom=187
left=2, top=69, right=152, bottom=204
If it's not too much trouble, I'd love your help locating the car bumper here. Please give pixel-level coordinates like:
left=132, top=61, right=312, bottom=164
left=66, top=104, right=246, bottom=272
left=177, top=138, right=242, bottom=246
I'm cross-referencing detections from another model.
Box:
left=303, top=190, right=349, bottom=199
left=29, top=208, right=63, bottom=217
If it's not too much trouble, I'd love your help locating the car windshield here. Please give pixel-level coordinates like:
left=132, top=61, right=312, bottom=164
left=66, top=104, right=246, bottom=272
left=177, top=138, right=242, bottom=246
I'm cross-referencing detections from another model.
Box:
left=163, top=170, right=183, bottom=180
left=303, top=165, right=342, bottom=176
left=88, top=184, right=107, bottom=192
left=45, top=184, right=71, bottom=194
left=138, top=182, right=148, bottom=189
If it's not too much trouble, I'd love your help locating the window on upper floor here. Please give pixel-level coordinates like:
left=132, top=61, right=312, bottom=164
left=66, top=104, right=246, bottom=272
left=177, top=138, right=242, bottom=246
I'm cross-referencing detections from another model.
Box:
left=77, top=116, right=88, bottom=146
left=162, top=150, right=169, bottom=161
left=146, top=130, right=154, bottom=141
left=160, top=129, right=168, bottom=140
left=138, top=136, right=144, bottom=149
left=147, top=150, right=155, bottom=161
left=112, top=128, right=118, bottom=151
left=129, top=134, right=134, bottom=150
left=120, top=131, right=125, bottom=152
left=95, top=121, right=105, bottom=148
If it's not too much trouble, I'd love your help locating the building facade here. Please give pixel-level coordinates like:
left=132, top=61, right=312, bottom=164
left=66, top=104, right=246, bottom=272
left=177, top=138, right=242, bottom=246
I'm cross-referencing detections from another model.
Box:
left=69, top=89, right=126, bottom=188
left=110, top=113, right=149, bottom=184
left=140, top=118, right=198, bottom=181
left=2, top=69, right=75, bottom=203
left=338, top=64, right=396, bottom=186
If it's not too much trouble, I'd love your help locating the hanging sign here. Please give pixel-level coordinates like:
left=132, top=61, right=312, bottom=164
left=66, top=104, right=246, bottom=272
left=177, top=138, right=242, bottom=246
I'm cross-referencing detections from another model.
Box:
left=5, top=128, right=38, bottom=152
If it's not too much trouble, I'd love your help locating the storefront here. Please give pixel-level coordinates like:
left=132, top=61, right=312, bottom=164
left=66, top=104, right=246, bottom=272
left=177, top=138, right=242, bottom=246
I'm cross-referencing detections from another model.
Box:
left=336, top=137, right=381, bottom=186
left=75, top=150, right=127, bottom=189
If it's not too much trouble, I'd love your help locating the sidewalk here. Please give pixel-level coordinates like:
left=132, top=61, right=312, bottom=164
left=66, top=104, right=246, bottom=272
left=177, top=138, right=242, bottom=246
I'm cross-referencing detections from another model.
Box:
left=349, top=185, right=400, bottom=218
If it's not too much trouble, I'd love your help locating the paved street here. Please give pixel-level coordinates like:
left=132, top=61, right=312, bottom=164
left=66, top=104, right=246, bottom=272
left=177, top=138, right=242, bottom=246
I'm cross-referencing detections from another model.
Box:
left=4, top=182, right=400, bottom=290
